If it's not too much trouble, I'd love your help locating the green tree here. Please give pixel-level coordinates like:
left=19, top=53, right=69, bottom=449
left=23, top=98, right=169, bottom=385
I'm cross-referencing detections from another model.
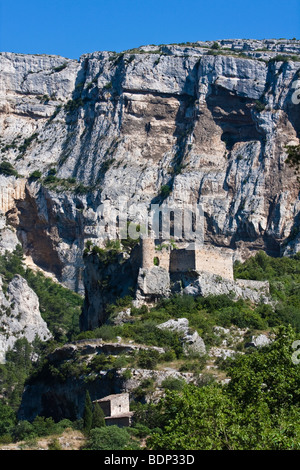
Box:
left=226, top=325, right=300, bottom=412
left=32, top=416, right=56, bottom=436
left=0, top=338, right=34, bottom=410
left=160, top=184, right=171, bottom=199
left=48, top=438, right=62, bottom=450
left=0, top=401, right=16, bottom=437
left=92, top=402, right=106, bottom=429
left=12, top=420, right=35, bottom=442
left=148, top=326, right=300, bottom=450
left=85, top=425, right=131, bottom=450
left=83, top=391, right=93, bottom=434
left=211, top=41, right=221, bottom=50
left=29, top=170, right=42, bottom=180
left=136, top=349, right=160, bottom=369
left=0, top=161, right=18, bottom=177
left=6, top=337, right=33, bottom=373
left=148, top=384, right=239, bottom=450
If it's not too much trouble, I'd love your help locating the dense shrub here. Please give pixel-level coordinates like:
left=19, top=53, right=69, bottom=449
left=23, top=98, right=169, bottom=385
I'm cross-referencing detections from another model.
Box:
left=161, top=377, right=185, bottom=391
left=29, top=170, right=42, bottom=180
left=9, top=416, right=74, bottom=443
left=285, top=144, right=300, bottom=169
left=48, top=438, right=62, bottom=450
left=0, top=338, right=35, bottom=409
left=0, top=401, right=16, bottom=437
left=254, top=100, right=265, bottom=112
left=211, top=42, right=221, bottom=50
left=24, top=269, right=83, bottom=341
left=91, top=324, right=117, bottom=342
left=90, top=353, right=115, bottom=371
left=85, top=425, right=131, bottom=450
left=148, top=327, right=300, bottom=450
left=118, top=320, right=183, bottom=356
left=64, top=98, right=84, bottom=112
left=136, top=349, right=161, bottom=369
left=0, top=161, right=18, bottom=177
left=234, top=251, right=300, bottom=331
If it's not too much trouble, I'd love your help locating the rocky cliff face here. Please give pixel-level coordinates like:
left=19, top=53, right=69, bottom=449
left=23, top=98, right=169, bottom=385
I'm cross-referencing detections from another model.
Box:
left=0, top=274, right=52, bottom=362
left=17, top=338, right=195, bottom=421
left=0, top=39, right=299, bottom=292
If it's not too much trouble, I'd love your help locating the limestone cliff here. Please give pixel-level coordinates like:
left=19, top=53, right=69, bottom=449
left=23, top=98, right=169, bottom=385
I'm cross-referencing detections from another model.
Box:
left=0, top=274, right=52, bottom=362
left=17, top=339, right=194, bottom=422
left=0, top=39, right=299, bottom=293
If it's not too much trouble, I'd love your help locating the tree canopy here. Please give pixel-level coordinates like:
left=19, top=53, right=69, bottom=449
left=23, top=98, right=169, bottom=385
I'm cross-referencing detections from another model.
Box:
left=148, top=326, right=300, bottom=450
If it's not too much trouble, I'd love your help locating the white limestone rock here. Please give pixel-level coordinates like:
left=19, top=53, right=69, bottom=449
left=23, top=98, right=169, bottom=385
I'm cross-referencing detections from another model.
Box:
left=0, top=275, right=52, bottom=362
left=137, top=267, right=171, bottom=298
left=0, top=226, right=19, bottom=254
left=213, top=325, right=247, bottom=347
left=182, top=330, right=206, bottom=357
left=209, top=347, right=239, bottom=359
left=157, top=318, right=189, bottom=334
left=183, top=271, right=272, bottom=304
left=157, top=317, right=206, bottom=357
left=246, top=333, right=272, bottom=349
left=111, top=308, right=132, bottom=326
left=0, top=40, right=299, bottom=295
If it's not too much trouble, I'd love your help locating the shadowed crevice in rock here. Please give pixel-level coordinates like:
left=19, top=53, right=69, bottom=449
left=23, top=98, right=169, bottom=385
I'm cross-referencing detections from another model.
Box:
left=206, top=84, right=264, bottom=150
left=16, top=186, right=64, bottom=278
left=80, top=245, right=141, bottom=330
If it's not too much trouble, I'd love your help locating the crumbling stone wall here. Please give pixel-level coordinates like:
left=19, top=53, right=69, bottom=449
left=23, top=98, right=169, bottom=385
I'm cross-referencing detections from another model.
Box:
left=170, top=249, right=196, bottom=272
left=141, top=238, right=170, bottom=269
left=141, top=237, right=156, bottom=268
left=195, top=248, right=233, bottom=280
left=141, top=238, right=234, bottom=280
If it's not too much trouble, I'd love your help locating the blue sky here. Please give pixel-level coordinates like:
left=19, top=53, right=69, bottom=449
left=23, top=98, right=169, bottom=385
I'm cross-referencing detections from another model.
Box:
left=0, top=0, right=299, bottom=59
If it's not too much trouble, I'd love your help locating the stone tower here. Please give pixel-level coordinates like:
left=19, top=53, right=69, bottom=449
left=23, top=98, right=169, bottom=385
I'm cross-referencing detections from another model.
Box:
left=141, top=237, right=156, bottom=269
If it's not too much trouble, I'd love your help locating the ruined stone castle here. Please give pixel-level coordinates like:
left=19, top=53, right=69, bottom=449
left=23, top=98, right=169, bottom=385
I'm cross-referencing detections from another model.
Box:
left=134, top=236, right=270, bottom=307
left=141, top=237, right=234, bottom=281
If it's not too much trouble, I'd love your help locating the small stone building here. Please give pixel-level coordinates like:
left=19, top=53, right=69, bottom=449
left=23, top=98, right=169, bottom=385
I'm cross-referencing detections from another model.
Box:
left=93, top=393, right=133, bottom=427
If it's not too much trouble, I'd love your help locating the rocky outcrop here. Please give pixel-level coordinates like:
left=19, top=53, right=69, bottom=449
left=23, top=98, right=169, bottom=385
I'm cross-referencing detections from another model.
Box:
left=110, top=307, right=132, bottom=326
left=17, top=339, right=193, bottom=421
left=0, top=40, right=299, bottom=293
left=81, top=244, right=273, bottom=327
left=81, top=248, right=140, bottom=329
left=157, top=318, right=190, bottom=334
left=245, top=333, right=273, bottom=349
left=0, top=274, right=51, bottom=362
left=136, top=267, right=171, bottom=300
left=122, top=367, right=196, bottom=400
left=47, top=339, right=165, bottom=363
left=208, top=326, right=246, bottom=360
left=182, top=330, right=206, bottom=357
left=18, top=364, right=197, bottom=422
left=0, top=212, right=19, bottom=254
left=182, top=271, right=272, bottom=304
left=157, top=317, right=206, bottom=357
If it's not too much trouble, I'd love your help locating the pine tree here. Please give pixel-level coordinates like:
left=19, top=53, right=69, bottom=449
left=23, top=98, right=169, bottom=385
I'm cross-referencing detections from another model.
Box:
left=83, top=391, right=93, bottom=434
left=92, top=402, right=106, bottom=429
